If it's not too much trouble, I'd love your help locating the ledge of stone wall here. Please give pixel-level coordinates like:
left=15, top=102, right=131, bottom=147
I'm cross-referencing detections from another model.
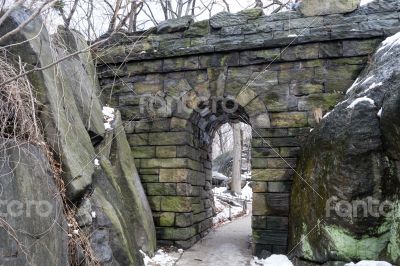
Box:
left=94, top=0, right=400, bottom=64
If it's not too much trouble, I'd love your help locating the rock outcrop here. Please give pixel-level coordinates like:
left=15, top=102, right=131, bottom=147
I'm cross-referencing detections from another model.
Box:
left=289, top=32, right=400, bottom=265
left=0, top=140, right=69, bottom=265
left=0, top=8, right=156, bottom=265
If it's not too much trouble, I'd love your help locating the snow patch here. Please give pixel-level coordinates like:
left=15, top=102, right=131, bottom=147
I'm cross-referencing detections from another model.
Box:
left=94, top=159, right=100, bottom=166
left=360, top=0, right=375, bottom=6
left=361, top=75, right=374, bottom=85
left=366, top=82, right=382, bottom=92
left=377, top=32, right=400, bottom=53
left=251, top=255, right=293, bottom=266
left=377, top=108, right=383, bottom=118
left=241, top=182, right=252, bottom=200
left=346, top=97, right=375, bottom=109
left=322, top=111, right=331, bottom=119
left=345, top=261, right=392, bottom=266
left=141, top=249, right=182, bottom=266
left=346, top=78, right=361, bottom=94
left=91, top=211, right=96, bottom=219
left=102, top=106, right=115, bottom=130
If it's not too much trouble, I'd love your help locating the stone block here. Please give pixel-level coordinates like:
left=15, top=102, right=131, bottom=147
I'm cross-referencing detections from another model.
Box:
left=156, top=226, right=196, bottom=241
left=126, top=60, right=163, bottom=75
left=281, top=43, right=320, bottom=61
left=132, top=146, right=155, bottom=159
left=184, top=20, right=210, bottom=37
left=146, top=183, right=176, bottom=196
left=239, top=48, right=280, bottom=65
left=278, top=67, right=315, bottom=83
left=148, top=132, right=193, bottom=146
left=267, top=181, right=292, bottom=193
left=252, top=169, right=294, bottom=181
left=199, top=53, right=240, bottom=68
left=253, top=229, right=288, bottom=246
left=156, top=146, right=177, bottom=158
left=159, top=169, right=190, bottom=182
left=140, top=174, right=159, bottom=183
left=266, top=216, right=289, bottom=230
left=127, top=133, right=149, bottom=146
left=290, top=83, right=324, bottom=96
left=298, top=0, right=360, bottom=16
left=298, top=93, right=344, bottom=111
left=159, top=212, right=175, bottom=226
left=193, top=212, right=207, bottom=223
left=163, top=56, right=199, bottom=72
left=250, top=181, right=268, bottom=193
left=161, top=196, right=192, bottom=212
left=319, top=42, right=343, bottom=58
left=176, top=183, right=192, bottom=196
left=176, top=213, right=194, bottom=227
left=141, top=158, right=189, bottom=169
left=270, top=112, right=308, bottom=128
left=342, top=39, right=382, bottom=57
left=252, top=215, right=267, bottom=229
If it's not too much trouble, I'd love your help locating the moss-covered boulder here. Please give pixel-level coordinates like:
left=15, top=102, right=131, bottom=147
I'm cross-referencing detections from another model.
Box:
left=0, top=8, right=96, bottom=201
left=90, top=111, right=156, bottom=264
left=289, top=32, right=400, bottom=265
left=0, top=140, right=68, bottom=265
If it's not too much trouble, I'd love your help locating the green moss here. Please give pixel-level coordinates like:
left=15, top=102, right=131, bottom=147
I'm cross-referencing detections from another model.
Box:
left=323, top=225, right=390, bottom=260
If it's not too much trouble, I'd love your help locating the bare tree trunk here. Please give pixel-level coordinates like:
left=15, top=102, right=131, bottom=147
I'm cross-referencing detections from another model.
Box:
left=231, top=123, right=242, bottom=194
left=217, top=129, right=224, bottom=154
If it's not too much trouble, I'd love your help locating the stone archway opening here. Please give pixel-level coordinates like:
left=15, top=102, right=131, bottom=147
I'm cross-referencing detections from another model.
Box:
left=210, top=121, right=253, bottom=225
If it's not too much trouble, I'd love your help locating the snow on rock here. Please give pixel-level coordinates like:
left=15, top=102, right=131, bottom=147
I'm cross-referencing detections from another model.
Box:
left=345, top=261, right=392, bottom=266
left=94, top=159, right=100, bottom=166
left=377, top=108, right=383, bottom=118
left=346, top=96, right=375, bottom=109
left=377, top=32, right=400, bottom=53
left=360, top=0, right=375, bottom=6
left=250, top=255, right=293, bottom=266
left=102, top=106, right=115, bottom=130
left=141, top=249, right=182, bottom=266
left=212, top=171, right=229, bottom=181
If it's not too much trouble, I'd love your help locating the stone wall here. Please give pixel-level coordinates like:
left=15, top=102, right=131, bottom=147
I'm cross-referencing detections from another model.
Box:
left=95, top=0, right=400, bottom=255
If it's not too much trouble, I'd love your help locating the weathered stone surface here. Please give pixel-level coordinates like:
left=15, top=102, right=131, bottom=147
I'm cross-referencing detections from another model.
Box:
left=0, top=11, right=97, bottom=201
left=299, top=0, right=360, bottom=16
left=157, top=16, right=193, bottom=34
left=94, top=111, right=156, bottom=259
left=289, top=33, right=400, bottom=265
left=0, top=140, right=68, bottom=265
left=54, top=27, right=105, bottom=141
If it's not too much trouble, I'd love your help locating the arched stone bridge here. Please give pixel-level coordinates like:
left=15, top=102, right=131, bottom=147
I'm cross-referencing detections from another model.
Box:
left=95, top=0, right=400, bottom=256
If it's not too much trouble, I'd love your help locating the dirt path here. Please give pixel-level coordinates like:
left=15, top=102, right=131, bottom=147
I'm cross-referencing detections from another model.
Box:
left=176, top=213, right=253, bottom=266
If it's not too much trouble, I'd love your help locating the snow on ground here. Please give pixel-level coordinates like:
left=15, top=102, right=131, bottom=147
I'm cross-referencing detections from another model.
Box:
left=345, top=261, right=392, bottom=266
left=213, top=198, right=244, bottom=225
left=102, top=106, right=115, bottom=130
left=250, top=255, right=293, bottom=266
left=141, top=249, right=183, bottom=266
left=346, top=96, right=375, bottom=109
left=212, top=171, right=229, bottom=181
left=212, top=181, right=252, bottom=225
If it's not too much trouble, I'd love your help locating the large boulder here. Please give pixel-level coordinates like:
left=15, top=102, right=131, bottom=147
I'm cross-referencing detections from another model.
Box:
left=0, top=140, right=69, bottom=265
left=289, top=32, right=400, bottom=265
left=53, top=26, right=105, bottom=143
left=298, top=0, right=360, bottom=16
left=0, top=8, right=97, bottom=201
left=88, top=110, right=156, bottom=265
